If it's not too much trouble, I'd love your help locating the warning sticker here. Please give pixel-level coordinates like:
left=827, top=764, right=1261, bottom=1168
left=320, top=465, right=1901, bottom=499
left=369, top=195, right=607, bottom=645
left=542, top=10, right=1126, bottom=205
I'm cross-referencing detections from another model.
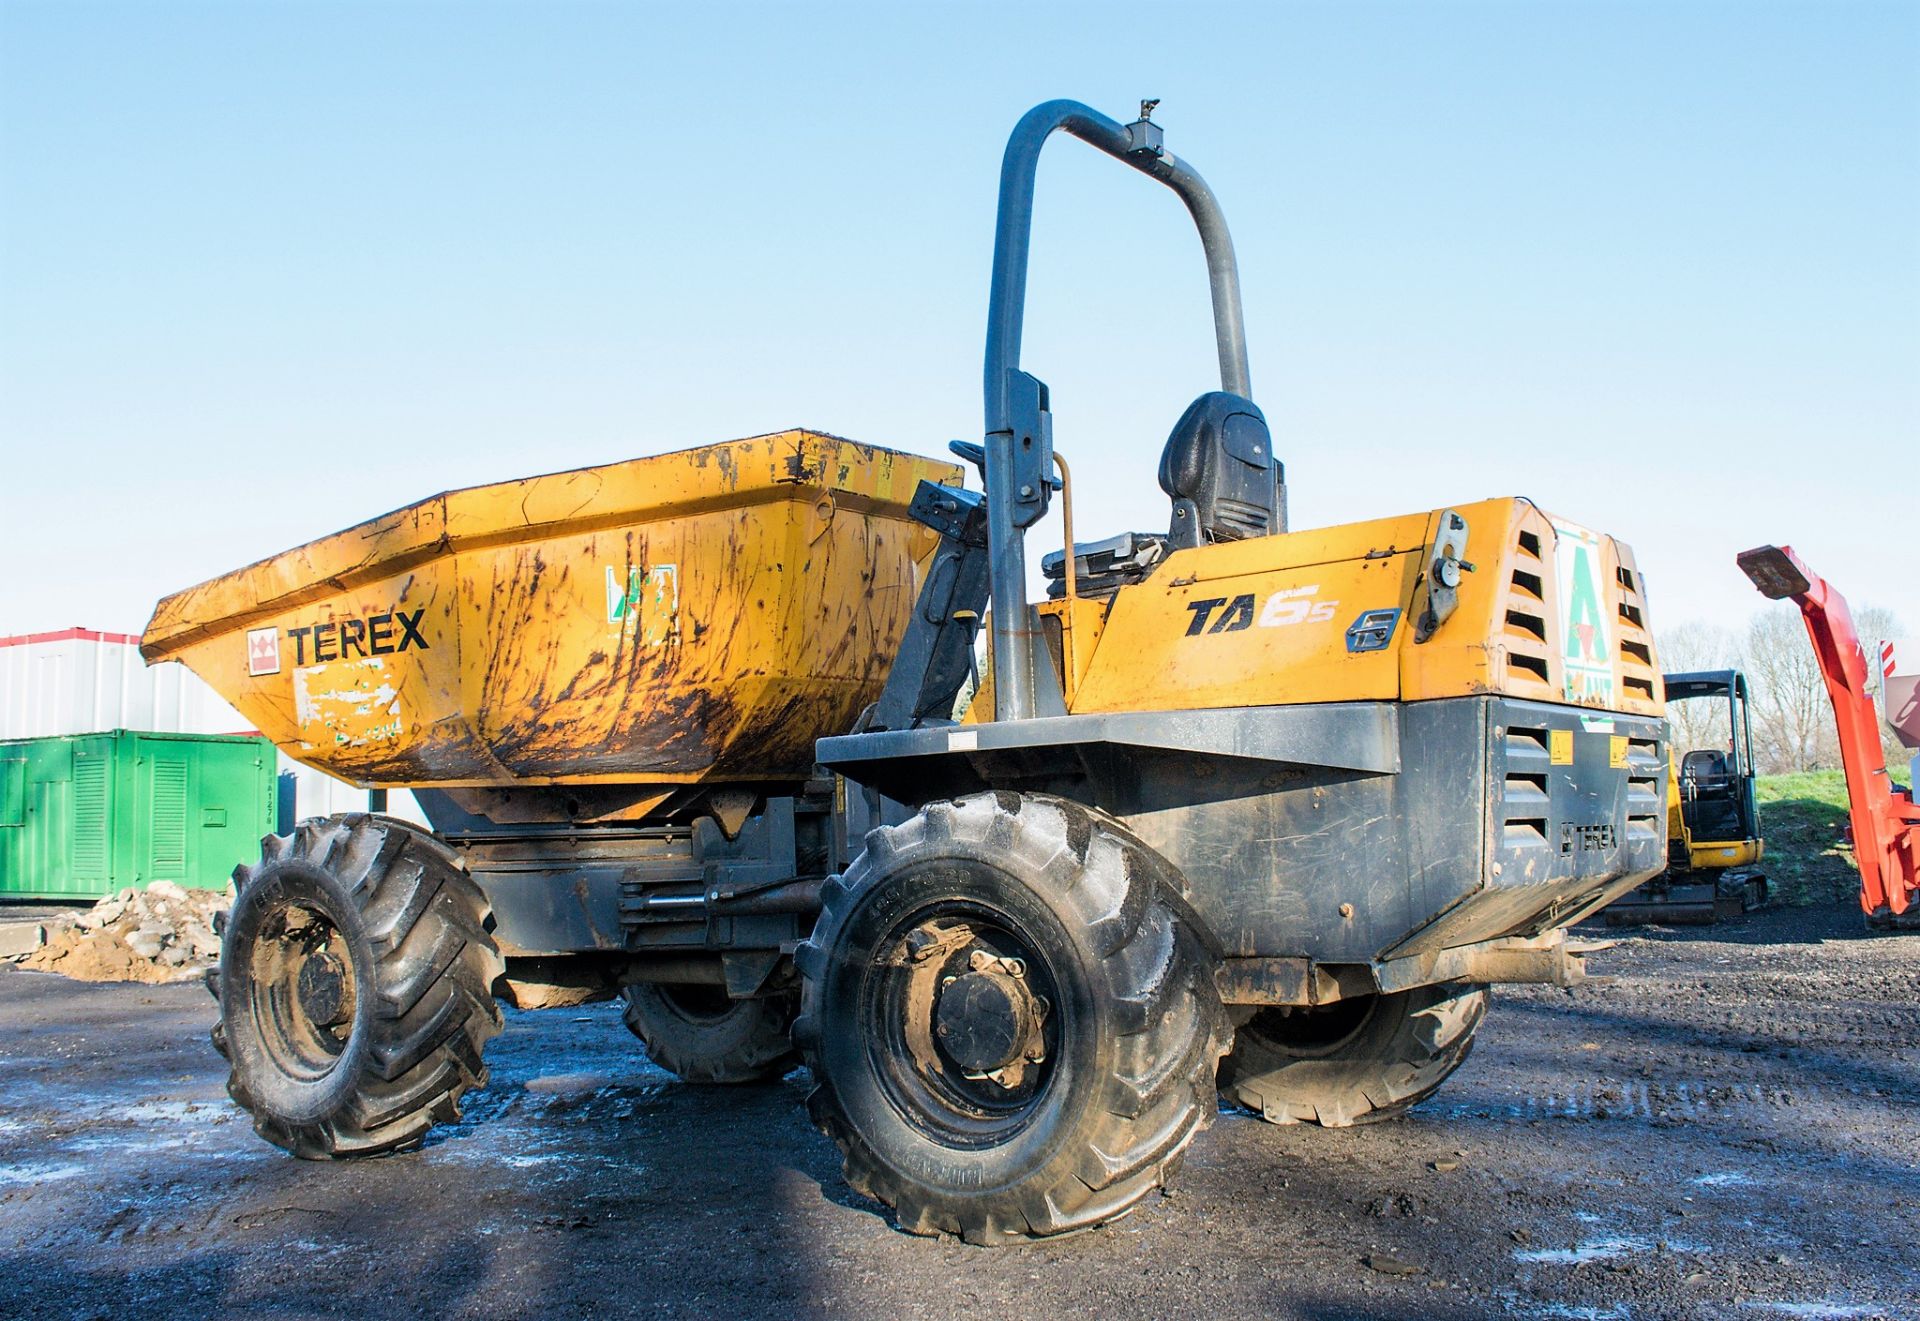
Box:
left=1549, top=729, right=1574, bottom=766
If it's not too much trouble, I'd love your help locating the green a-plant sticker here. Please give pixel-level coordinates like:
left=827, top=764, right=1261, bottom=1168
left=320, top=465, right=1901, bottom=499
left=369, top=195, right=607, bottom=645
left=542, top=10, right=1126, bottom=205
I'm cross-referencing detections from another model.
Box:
left=1552, top=521, right=1614, bottom=705
left=605, top=563, right=679, bottom=646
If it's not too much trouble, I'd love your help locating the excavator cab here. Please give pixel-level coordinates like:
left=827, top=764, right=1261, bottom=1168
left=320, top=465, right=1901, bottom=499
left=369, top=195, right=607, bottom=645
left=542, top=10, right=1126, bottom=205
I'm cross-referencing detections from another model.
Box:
left=1606, top=669, right=1767, bottom=924
left=1671, top=671, right=1763, bottom=857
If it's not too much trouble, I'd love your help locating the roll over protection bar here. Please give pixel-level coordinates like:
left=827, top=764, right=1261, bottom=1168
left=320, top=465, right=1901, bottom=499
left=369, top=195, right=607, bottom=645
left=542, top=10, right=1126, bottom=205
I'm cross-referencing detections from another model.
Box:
left=981, top=99, right=1255, bottom=722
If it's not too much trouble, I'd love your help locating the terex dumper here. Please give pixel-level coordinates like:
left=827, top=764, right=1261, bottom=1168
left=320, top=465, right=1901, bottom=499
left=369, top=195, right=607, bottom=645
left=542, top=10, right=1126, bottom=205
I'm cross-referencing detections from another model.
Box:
left=144, top=100, right=1668, bottom=1243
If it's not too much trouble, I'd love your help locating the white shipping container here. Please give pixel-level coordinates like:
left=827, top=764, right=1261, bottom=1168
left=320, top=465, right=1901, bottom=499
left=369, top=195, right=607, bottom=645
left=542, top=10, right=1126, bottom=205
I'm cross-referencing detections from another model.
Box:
left=0, top=628, right=426, bottom=827
left=0, top=628, right=239, bottom=739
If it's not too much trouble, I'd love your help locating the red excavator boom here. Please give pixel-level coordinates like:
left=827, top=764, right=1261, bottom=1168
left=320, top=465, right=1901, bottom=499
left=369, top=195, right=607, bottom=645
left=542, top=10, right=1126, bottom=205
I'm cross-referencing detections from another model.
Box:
left=1738, top=545, right=1920, bottom=927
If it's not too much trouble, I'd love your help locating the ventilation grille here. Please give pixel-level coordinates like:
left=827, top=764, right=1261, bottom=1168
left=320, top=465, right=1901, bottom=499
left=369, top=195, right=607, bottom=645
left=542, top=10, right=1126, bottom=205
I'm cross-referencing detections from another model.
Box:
left=1613, top=561, right=1659, bottom=707
left=149, top=758, right=188, bottom=869
left=1502, top=521, right=1555, bottom=699
left=72, top=757, right=109, bottom=880
left=1623, top=734, right=1664, bottom=848
left=1501, top=725, right=1553, bottom=849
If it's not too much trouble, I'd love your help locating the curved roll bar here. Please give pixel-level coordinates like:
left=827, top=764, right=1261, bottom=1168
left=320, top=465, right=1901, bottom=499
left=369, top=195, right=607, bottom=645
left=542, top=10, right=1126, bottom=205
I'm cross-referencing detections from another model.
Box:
left=985, top=99, right=1251, bottom=426
left=981, top=99, right=1254, bottom=721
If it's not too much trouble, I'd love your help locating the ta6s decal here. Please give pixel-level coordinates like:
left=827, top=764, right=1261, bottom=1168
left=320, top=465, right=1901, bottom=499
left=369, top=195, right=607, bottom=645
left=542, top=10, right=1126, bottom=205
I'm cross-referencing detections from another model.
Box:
left=1185, top=585, right=1339, bottom=637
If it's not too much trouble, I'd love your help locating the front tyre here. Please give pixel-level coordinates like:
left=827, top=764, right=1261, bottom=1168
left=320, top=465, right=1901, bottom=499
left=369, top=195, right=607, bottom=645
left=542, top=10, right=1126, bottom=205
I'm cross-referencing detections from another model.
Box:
left=1220, top=983, right=1487, bottom=1127
left=795, top=792, right=1230, bottom=1245
left=215, top=815, right=505, bottom=1158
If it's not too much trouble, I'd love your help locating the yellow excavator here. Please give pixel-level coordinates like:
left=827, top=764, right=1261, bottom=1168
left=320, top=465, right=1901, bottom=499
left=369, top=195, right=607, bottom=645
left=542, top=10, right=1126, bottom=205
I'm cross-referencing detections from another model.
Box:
left=1607, top=670, right=1767, bottom=923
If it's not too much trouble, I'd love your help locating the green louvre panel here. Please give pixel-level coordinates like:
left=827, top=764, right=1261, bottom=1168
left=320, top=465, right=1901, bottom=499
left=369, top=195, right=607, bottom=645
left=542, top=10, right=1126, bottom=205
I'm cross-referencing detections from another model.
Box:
left=0, top=731, right=276, bottom=901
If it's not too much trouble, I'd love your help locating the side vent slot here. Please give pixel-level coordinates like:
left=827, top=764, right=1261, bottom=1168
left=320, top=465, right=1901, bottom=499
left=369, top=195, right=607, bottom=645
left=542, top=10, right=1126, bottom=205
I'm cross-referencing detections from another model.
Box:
left=1509, top=652, right=1550, bottom=684
left=1505, top=772, right=1549, bottom=803
left=1504, top=818, right=1549, bottom=846
left=1501, top=724, right=1553, bottom=852
left=1499, top=514, right=1556, bottom=700
left=1505, top=726, right=1550, bottom=757
left=1608, top=543, right=1659, bottom=714
left=1506, top=609, right=1547, bottom=642
left=1624, top=736, right=1663, bottom=844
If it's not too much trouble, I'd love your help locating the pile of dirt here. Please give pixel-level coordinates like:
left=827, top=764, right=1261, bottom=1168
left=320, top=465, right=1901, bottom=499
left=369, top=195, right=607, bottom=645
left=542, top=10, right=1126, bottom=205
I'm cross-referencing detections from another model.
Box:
left=15, top=881, right=227, bottom=985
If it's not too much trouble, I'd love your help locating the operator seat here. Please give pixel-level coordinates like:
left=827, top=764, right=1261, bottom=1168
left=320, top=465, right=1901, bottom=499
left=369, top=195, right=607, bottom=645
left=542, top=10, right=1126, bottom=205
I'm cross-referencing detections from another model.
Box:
left=1680, top=749, right=1731, bottom=797
left=1679, top=749, right=1746, bottom=841
left=1158, top=392, right=1281, bottom=549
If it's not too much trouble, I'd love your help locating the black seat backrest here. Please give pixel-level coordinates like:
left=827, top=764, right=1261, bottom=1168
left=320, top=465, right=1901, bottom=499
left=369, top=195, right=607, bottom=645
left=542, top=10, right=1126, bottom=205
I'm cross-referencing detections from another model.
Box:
left=1680, top=749, right=1731, bottom=795
left=1157, top=392, right=1280, bottom=549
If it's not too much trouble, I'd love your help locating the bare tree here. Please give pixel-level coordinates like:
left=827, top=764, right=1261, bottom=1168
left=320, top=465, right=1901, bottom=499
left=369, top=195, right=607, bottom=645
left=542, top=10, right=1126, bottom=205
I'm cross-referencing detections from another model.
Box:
left=1744, top=605, right=1835, bottom=773
left=1854, top=606, right=1911, bottom=773
left=1656, top=606, right=1907, bottom=777
left=1736, top=603, right=1906, bottom=774
left=1656, top=620, right=1740, bottom=674
left=1655, top=621, right=1740, bottom=756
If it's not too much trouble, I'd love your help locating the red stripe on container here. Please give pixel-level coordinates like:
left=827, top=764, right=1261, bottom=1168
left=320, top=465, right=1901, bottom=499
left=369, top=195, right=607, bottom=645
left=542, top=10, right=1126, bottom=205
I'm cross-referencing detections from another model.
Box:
left=0, top=627, right=143, bottom=648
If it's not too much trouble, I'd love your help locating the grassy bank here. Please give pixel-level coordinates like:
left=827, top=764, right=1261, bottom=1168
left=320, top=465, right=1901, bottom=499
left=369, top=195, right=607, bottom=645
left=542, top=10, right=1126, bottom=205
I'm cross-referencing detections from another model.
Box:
left=1755, top=770, right=1863, bottom=907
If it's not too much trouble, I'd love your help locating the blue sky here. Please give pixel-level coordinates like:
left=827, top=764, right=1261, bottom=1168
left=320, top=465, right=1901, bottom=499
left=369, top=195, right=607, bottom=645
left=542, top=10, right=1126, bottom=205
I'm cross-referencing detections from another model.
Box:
left=1, top=0, right=1914, bottom=638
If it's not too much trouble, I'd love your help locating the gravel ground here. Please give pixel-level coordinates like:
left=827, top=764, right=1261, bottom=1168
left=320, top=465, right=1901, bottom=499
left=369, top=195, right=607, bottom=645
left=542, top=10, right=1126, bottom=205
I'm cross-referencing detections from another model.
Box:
left=0, top=904, right=1915, bottom=1321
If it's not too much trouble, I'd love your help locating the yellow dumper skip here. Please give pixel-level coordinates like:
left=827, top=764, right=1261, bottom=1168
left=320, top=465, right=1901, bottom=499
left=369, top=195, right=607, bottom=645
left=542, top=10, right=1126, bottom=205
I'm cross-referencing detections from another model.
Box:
left=142, top=431, right=961, bottom=803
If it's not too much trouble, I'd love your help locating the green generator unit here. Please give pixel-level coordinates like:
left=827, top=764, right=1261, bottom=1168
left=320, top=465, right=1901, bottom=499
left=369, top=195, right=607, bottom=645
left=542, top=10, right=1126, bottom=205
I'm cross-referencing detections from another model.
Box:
left=0, top=731, right=276, bottom=901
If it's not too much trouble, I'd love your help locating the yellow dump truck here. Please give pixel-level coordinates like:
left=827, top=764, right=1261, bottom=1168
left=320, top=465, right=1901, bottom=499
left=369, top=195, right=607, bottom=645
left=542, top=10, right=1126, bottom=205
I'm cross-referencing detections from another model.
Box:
left=148, top=99, right=1666, bottom=1244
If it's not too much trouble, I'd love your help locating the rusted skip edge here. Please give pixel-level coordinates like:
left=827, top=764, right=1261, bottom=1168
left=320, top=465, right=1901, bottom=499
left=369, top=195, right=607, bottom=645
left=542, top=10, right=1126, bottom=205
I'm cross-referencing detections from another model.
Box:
left=142, top=471, right=959, bottom=662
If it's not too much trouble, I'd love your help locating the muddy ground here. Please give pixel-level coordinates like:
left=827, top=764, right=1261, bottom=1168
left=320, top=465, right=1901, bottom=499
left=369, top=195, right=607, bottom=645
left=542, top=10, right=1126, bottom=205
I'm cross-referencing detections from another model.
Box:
left=0, top=904, right=1915, bottom=1321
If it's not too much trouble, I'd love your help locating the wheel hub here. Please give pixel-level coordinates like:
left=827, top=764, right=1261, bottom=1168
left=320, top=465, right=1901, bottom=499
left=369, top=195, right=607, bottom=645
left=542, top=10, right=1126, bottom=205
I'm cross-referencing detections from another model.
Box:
left=297, top=951, right=349, bottom=1026
left=930, top=947, right=1049, bottom=1088
left=936, top=969, right=1035, bottom=1073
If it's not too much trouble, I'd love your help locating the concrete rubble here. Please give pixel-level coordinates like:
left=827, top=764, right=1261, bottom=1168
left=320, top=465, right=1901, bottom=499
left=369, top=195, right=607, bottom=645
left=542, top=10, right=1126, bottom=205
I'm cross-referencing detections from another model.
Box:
left=6, top=880, right=229, bottom=984
left=0, top=921, right=48, bottom=959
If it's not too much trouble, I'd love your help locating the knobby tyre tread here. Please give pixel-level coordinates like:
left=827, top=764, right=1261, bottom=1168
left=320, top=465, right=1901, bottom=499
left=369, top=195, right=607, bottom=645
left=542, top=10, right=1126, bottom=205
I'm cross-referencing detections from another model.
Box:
left=1220, top=983, right=1487, bottom=1128
left=794, top=791, right=1230, bottom=1245
left=620, top=984, right=800, bottom=1084
left=215, top=814, right=505, bottom=1159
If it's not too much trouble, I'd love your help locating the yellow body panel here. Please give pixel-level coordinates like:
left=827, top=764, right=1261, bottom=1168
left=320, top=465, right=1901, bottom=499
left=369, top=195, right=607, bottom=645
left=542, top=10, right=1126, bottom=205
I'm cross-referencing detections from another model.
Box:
left=1032, top=497, right=1661, bottom=717
left=1688, top=839, right=1764, bottom=869
left=142, top=432, right=960, bottom=790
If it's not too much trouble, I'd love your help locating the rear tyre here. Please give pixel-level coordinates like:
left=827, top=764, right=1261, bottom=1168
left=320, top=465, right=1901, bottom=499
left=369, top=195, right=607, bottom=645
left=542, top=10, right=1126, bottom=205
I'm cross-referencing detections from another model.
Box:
left=1220, top=983, right=1486, bottom=1127
left=214, top=814, right=505, bottom=1158
left=620, top=983, right=799, bottom=1083
left=795, top=792, right=1230, bottom=1245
